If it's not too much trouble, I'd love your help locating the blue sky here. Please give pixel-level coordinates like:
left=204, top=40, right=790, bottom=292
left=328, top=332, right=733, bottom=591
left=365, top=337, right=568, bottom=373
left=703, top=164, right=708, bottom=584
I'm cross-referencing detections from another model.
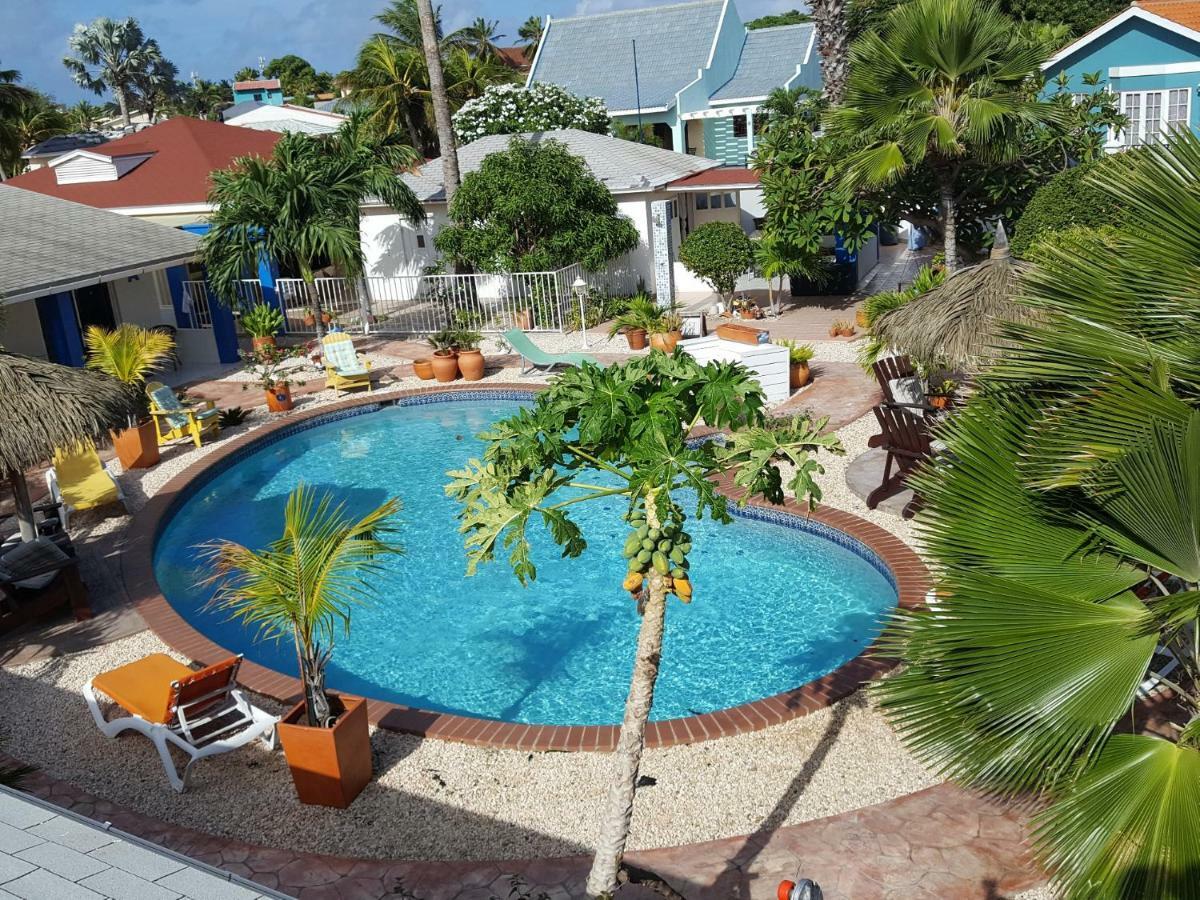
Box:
left=2, top=0, right=800, bottom=105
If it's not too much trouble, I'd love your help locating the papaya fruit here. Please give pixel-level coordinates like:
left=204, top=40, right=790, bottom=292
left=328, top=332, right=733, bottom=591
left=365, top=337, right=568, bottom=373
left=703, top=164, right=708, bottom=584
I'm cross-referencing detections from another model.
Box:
left=623, top=571, right=644, bottom=592
left=652, top=551, right=669, bottom=575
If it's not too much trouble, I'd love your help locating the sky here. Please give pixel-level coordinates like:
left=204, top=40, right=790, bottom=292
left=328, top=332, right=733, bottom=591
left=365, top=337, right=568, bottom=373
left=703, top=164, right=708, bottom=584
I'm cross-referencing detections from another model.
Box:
left=1, top=0, right=802, bottom=106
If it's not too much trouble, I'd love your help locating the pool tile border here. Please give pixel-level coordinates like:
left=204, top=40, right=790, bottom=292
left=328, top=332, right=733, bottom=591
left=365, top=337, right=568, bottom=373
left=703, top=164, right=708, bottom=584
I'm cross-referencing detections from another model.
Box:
left=122, top=384, right=929, bottom=753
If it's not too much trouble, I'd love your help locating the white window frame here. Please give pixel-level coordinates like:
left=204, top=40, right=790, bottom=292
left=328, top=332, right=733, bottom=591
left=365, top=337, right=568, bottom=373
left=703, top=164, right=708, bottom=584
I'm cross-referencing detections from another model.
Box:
left=154, top=269, right=173, bottom=310
left=1116, top=88, right=1192, bottom=146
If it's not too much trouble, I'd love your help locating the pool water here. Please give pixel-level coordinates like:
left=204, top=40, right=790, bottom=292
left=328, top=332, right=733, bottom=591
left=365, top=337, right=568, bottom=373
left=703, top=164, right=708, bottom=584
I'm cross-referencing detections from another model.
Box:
left=153, top=398, right=897, bottom=726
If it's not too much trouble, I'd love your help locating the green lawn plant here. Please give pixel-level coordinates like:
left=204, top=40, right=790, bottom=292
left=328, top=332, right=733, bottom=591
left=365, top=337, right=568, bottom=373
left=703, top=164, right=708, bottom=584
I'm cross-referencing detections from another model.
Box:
left=202, top=485, right=403, bottom=728
left=877, top=128, right=1200, bottom=899
left=447, top=351, right=842, bottom=896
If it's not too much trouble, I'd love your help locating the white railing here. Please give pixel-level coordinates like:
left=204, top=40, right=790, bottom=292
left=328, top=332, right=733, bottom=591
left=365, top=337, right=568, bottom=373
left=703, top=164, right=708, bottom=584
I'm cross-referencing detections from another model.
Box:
left=180, top=281, right=214, bottom=329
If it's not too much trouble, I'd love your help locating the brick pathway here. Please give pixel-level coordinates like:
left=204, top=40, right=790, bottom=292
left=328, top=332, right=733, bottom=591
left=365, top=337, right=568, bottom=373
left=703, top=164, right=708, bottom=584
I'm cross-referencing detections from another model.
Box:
left=12, top=761, right=1040, bottom=900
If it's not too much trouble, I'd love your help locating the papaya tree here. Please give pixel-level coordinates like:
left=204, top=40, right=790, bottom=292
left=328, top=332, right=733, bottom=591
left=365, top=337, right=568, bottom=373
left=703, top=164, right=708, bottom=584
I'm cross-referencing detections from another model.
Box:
left=447, top=351, right=842, bottom=897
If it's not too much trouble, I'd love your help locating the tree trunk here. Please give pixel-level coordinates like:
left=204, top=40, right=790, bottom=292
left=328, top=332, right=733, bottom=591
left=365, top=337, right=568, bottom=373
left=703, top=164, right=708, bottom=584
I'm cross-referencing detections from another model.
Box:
left=939, top=172, right=958, bottom=273
left=303, top=268, right=326, bottom=339
left=403, top=105, right=423, bottom=156
left=810, top=0, right=849, bottom=104
left=415, top=0, right=460, bottom=205
left=117, top=86, right=131, bottom=128
left=585, top=501, right=668, bottom=898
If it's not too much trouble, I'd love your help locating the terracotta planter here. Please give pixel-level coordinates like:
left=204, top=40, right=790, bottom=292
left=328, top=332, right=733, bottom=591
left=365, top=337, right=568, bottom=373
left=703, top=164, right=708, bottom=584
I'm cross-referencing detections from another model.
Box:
left=266, top=383, right=294, bottom=412
left=412, top=358, right=435, bottom=380
left=790, top=361, right=811, bottom=389
left=855, top=308, right=869, bottom=329
left=649, top=330, right=681, bottom=353
left=111, top=419, right=159, bottom=470
left=457, top=348, right=485, bottom=381
left=929, top=394, right=950, bottom=410
left=251, top=336, right=277, bottom=353
left=430, top=351, right=459, bottom=382
left=514, top=309, right=533, bottom=331
left=322, top=313, right=333, bottom=325
left=303, top=316, right=316, bottom=328
left=838, top=326, right=856, bottom=338
left=277, top=694, right=372, bottom=808
left=624, top=328, right=648, bottom=351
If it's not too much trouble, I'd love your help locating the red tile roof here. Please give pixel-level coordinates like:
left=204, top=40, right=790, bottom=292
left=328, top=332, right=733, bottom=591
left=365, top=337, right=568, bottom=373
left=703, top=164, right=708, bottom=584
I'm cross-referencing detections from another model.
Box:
left=233, top=78, right=282, bottom=91
left=1139, top=0, right=1200, bottom=30
left=496, top=46, right=532, bottom=71
left=668, top=167, right=761, bottom=189
left=6, top=117, right=280, bottom=210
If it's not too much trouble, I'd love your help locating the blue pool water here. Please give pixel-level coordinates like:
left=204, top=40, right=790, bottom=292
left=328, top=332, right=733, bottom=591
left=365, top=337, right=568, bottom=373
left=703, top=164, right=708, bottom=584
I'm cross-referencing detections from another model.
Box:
left=153, top=397, right=897, bottom=726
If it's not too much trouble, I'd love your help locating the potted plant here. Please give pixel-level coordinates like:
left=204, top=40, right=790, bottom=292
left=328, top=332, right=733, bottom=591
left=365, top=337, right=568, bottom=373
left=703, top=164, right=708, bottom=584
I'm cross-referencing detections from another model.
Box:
left=454, top=329, right=486, bottom=381
left=242, top=303, right=286, bottom=352
left=427, top=329, right=459, bottom=382
left=202, top=484, right=403, bottom=808
left=607, top=294, right=658, bottom=351
left=649, top=307, right=683, bottom=353
left=928, top=378, right=958, bottom=410
left=322, top=310, right=333, bottom=326
left=829, top=319, right=856, bottom=338
left=240, top=344, right=307, bottom=412
left=778, top=340, right=815, bottom=389
left=83, top=324, right=175, bottom=469
left=411, top=358, right=435, bottom=380
left=301, top=307, right=316, bottom=328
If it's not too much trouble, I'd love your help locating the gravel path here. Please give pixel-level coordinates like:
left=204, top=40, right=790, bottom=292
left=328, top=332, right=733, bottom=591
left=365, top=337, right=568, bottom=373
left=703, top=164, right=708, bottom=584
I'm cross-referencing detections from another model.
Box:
left=2, top=357, right=940, bottom=862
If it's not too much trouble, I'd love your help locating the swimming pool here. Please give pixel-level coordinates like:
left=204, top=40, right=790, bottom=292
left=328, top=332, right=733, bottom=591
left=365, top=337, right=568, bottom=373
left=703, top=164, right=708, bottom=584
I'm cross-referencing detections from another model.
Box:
left=153, top=394, right=898, bottom=727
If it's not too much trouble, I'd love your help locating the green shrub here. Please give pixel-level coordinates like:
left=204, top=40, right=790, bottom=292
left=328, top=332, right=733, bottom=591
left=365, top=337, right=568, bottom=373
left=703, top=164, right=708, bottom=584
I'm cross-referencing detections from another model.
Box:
left=678, top=222, right=754, bottom=298
left=1011, top=160, right=1125, bottom=258
left=863, top=290, right=910, bottom=327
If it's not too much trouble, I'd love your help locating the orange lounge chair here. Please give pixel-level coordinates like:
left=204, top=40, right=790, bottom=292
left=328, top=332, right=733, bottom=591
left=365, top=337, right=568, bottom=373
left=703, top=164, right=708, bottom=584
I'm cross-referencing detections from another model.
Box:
left=83, top=653, right=278, bottom=792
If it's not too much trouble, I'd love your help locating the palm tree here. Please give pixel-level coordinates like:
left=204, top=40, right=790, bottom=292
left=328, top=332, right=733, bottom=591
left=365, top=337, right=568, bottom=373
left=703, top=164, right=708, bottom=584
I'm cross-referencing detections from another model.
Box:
left=203, top=485, right=402, bottom=728
left=233, top=66, right=260, bottom=82
left=66, top=99, right=107, bottom=131
left=449, top=353, right=841, bottom=898
left=809, top=0, right=849, bottom=103
left=877, top=129, right=1200, bottom=898
left=375, top=0, right=441, bottom=50
left=0, top=60, right=34, bottom=119
left=0, top=94, right=69, bottom=179
left=415, top=0, right=459, bottom=201
left=827, top=0, right=1053, bottom=270
left=63, top=17, right=166, bottom=128
left=130, top=56, right=179, bottom=123
left=351, top=37, right=428, bottom=151
left=518, top=15, right=544, bottom=62
left=444, top=48, right=518, bottom=107
left=201, top=113, right=425, bottom=339
left=450, top=17, right=505, bottom=60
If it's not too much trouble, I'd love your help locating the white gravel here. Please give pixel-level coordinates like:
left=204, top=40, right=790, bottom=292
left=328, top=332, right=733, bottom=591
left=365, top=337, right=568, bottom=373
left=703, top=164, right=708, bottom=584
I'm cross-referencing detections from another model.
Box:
left=3, top=357, right=944, bottom=862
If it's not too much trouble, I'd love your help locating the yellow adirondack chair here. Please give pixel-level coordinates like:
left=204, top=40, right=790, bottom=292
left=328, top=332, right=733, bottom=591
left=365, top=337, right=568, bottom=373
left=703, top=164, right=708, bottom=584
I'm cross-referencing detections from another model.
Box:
left=322, top=332, right=372, bottom=395
left=146, top=382, right=220, bottom=448
left=47, top=442, right=126, bottom=529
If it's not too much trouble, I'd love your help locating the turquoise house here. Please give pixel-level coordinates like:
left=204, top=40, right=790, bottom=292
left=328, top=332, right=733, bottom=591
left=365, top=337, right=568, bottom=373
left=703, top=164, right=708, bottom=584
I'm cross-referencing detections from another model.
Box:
left=1042, top=2, right=1200, bottom=147
left=526, top=0, right=820, bottom=166
left=232, top=78, right=284, bottom=106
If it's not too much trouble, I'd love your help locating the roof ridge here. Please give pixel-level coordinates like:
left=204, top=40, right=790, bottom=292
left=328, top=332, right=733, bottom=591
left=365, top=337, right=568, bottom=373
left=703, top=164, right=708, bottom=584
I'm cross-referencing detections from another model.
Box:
left=553, top=0, right=722, bottom=25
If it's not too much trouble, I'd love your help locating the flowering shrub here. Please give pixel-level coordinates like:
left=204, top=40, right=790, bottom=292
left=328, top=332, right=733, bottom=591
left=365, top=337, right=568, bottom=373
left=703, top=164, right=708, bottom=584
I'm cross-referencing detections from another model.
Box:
left=452, top=83, right=610, bottom=143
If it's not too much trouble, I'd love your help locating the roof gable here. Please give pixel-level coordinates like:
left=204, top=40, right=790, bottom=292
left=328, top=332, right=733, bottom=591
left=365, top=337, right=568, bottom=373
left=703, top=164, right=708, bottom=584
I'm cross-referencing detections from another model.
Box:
left=710, top=23, right=814, bottom=101
left=1044, top=4, right=1200, bottom=69
left=528, top=0, right=725, bottom=111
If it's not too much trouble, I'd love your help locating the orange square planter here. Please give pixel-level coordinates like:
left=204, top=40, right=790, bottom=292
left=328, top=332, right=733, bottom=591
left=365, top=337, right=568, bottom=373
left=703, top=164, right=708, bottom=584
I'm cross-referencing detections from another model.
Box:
left=277, top=694, right=372, bottom=808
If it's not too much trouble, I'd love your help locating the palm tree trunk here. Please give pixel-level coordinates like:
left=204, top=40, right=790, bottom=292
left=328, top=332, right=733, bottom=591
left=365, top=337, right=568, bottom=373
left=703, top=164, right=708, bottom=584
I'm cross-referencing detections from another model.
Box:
left=302, top=265, right=326, bottom=339
left=116, top=86, right=131, bottom=128
left=403, top=105, right=423, bottom=156
left=415, top=0, right=460, bottom=205
left=585, top=501, right=668, bottom=898
left=810, top=0, right=849, bottom=104
left=938, top=172, right=958, bottom=273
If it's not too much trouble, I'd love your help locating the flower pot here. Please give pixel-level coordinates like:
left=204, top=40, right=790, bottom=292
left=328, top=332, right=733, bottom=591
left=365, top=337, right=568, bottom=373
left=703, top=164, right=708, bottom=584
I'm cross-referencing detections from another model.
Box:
left=855, top=308, right=869, bottom=329
left=277, top=694, right=372, bottom=808
left=303, top=315, right=316, bottom=328
left=624, top=328, right=648, bottom=351
left=838, top=326, right=856, bottom=338
left=412, top=358, right=435, bottom=380
left=457, top=348, right=485, bottom=381
left=266, top=383, right=294, bottom=412
left=514, top=309, right=533, bottom=331
left=790, top=361, right=811, bottom=389
left=649, top=331, right=681, bottom=353
left=929, top=395, right=950, bottom=410
left=111, top=419, right=159, bottom=469
left=322, top=313, right=333, bottom=325
left=430, top=351, right=459, bottom=382
left=251, top=336, right=277, bottom=353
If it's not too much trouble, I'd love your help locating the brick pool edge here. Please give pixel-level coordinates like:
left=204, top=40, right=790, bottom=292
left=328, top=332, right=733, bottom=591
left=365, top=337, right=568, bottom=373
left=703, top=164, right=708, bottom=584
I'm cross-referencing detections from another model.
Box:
left=121, top=384, right=929, bottom=753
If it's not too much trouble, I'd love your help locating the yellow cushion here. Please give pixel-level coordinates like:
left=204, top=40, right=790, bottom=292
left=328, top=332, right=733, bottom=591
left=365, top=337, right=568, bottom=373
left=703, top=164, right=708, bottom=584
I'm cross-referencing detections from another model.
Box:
left=92, top=653, right=193, bottom=724
left=53, top=445, right=118, bottom=510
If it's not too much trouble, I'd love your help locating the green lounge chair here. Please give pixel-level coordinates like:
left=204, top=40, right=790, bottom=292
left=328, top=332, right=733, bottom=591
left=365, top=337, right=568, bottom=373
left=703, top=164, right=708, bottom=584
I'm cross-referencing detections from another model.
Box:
left=503, top=329, right=602, bottom=376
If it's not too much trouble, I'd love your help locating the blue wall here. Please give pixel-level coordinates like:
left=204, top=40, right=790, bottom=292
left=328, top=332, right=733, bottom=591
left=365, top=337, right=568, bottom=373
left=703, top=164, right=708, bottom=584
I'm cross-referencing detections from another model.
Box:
left=35, top=292, right=84, bottom=367
left=232, top=85, right=283, bottom=106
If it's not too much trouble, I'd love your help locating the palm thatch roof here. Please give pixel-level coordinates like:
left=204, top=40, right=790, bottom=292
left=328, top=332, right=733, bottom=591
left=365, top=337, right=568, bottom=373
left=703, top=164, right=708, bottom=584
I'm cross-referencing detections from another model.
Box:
left=0, top=353, right=138, bottom=478
left=872, top=222, right=1035, bottom=371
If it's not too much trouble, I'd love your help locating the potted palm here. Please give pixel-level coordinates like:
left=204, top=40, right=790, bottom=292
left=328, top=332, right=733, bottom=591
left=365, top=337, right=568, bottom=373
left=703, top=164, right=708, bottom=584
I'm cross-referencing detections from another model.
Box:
left=778, top=340, right=815, bottom=389
left=83, top=324, right=174, bottom=469
left=606, top=294, right=658, bottom=351
left=242, top=303, right=286, bottom=352
left=240, top=344, right=307, bottom=411
left=202, top=485, right=403, bottom=808
left=428, top=329, right=459, bottom=382
left=649, top=306, right=683, bottom=353
left=454, top=329, right=485, bottom=381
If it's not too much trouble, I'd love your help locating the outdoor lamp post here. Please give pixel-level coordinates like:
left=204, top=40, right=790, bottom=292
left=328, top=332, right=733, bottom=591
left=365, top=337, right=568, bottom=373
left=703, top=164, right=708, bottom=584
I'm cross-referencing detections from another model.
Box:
left=572, top=276, right=590, bottom=350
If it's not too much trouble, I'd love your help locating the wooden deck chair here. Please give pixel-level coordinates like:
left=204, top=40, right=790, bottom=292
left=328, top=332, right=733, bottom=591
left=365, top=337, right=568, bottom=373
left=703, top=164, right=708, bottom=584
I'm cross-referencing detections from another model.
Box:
left=46, top=443, right=126, bottom=530
left=83, top=653, right=278, bottom=792
left=146, top=382, right=220, bottom=448
left=867, top=402, right=939, bottom=519
left=503, top=329, right=602, bottom=376
left=322, top=332, right=372, bottom=395
left=869, top=356, right=922, bottom=448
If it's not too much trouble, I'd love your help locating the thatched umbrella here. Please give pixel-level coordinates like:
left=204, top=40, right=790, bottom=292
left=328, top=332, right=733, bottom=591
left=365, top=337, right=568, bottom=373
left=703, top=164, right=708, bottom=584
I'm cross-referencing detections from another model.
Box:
left=873, top=222, right=1035, bottom=371
left=0, top=353, right=138, bottom=542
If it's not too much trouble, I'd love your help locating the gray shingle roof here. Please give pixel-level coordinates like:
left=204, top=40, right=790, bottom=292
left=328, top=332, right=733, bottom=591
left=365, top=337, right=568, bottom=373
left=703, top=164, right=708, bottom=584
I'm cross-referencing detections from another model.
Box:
left=400, top=129, right=720, bottom=203
left=529, top=0, right=724, bottom=111
left=710, top=23, right=816, bottom=101
left=0, top=186, right=199, bottom=303
left=21, top=132, right=109, bottom=161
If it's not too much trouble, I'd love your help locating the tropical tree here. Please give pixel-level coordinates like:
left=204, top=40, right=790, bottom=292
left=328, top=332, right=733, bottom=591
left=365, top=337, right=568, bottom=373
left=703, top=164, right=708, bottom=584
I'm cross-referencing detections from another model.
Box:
left=263, top=54, right=318, bottom=100
left=66, top=99, right=107, bottom=131
left=0, top=93, right=69, bottom=179
left=827, top=0, right=1054, bottom=270
left=415, top=0, right=459, bottom=202
left=518, top=15, right=544, bottom=61
left=0, top=60, right=33, bottom=120
left=351, top=37, right=428, bottom=151
left=63, top=17, right=166, bottom=128
left=172, top=78, right=231, bottom=120
left=203, top=485, right=402, bottom=728
left=202, top=113, right=424, bottom=338
left=130, top=56, right=179, bottom=123
left=448, top=352, right=842, bottom=897
left=444, top=49, right=518, bottom=107
left=877, top=129, right=1200, bottom=899
left=451, top=17, right=504, bottom=59
left=809, top=0, right=849, bottom=103
left=679, top=222, right=754, bottom=301
left=375, top=0, right=441, bottom=49
left=233, top=66, right=260, bottom=82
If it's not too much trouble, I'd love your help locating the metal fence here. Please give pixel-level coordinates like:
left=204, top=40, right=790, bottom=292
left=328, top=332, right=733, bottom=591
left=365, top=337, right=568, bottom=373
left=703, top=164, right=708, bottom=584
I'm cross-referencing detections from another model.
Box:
left=180, top=281, right=214, bottom=329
